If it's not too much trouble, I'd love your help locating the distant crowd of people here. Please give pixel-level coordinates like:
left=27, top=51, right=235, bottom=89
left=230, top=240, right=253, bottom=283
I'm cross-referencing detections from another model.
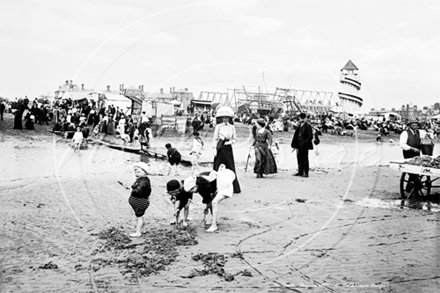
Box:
left=237, top=111, right=439, bottom=140
left=6, top=97, right=154, bottom=151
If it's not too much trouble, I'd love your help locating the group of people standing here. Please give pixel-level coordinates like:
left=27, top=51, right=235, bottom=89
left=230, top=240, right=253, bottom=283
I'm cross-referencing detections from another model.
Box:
left=124, top=107, right=320, bottom=237
left=10, top=98, right=49, bottom=130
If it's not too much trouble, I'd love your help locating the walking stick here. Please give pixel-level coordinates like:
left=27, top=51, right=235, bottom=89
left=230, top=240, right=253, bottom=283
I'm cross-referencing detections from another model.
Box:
left=245, top=147, right=252, bottom=172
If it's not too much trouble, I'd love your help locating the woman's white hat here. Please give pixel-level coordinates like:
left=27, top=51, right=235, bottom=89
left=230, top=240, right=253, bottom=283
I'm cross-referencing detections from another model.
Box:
left=216, top=106, right=234, bottom=117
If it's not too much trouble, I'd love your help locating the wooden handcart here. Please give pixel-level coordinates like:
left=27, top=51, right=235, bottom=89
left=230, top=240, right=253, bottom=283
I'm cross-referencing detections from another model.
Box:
left=389, top=158, right=440, bottom=208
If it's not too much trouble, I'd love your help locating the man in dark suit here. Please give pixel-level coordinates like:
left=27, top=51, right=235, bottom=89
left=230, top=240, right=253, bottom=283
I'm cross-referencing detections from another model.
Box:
left=0, top=101, right=5, bottom=121
left=291, top=113, right=313, bottom=178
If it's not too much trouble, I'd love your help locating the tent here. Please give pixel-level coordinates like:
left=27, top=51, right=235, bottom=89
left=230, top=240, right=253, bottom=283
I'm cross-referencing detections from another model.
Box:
left=102, top=93, right=132, bottom=111
left=141, top=100, right=154, bottom=118
left=62, top=91, right=91, bottom=101
left=156, top=102, right=174, bottom=116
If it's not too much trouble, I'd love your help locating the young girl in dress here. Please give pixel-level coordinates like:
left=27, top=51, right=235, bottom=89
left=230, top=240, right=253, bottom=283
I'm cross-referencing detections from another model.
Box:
left=190, top=131, right=204, bottom=176
left=72, top=127, right=84, bottom=152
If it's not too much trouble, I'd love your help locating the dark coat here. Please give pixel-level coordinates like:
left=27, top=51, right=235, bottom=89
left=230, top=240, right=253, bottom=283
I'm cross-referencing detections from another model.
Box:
left=131, top=177, right=151, bottom=199
left=291, top=121, right=313, bottom=150
left=191, top=118, right=204, bottom=132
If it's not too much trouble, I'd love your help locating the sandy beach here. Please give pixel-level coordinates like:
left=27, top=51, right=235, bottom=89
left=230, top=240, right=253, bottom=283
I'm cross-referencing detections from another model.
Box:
left=1, top=112, right=439, bottom=293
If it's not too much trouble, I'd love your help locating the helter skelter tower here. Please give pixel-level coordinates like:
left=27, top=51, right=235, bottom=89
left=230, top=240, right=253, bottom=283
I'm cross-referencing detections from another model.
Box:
left=338, top=60, right=363, bottom=114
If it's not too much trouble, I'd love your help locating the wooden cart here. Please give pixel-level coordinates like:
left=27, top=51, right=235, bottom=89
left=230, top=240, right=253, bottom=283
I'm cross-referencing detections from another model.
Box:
left=389, top=159, right=440, bottom=208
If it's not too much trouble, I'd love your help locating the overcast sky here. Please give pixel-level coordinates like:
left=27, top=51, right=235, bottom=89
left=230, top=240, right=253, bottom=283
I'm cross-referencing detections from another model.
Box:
left=0, top=0, right=438, bottom=111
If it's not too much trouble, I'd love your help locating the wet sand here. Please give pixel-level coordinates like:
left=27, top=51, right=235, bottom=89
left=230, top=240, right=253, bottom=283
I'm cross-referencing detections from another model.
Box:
left=0, top=113, right=439, bottom=293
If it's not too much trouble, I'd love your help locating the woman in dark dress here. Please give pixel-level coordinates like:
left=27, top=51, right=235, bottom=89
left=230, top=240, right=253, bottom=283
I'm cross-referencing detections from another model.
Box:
left=13, top=103, right=26, bottom=129
left=100, top=114, right=108, bottom=134
left=107, top=114, right=115, bottom=135
left=252, top=119, right=277, bottom=178
left=212, top=107, right=240, bottom=193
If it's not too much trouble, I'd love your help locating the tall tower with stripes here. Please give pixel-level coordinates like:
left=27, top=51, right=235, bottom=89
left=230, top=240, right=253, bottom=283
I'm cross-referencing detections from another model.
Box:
left=338, top=60, right=362, bottom=114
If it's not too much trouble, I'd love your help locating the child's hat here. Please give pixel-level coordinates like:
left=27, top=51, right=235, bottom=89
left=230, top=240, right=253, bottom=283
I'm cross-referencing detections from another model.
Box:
left=166, top=179, right=180, bottom=191
left=133, top=162, right=149, bottom=174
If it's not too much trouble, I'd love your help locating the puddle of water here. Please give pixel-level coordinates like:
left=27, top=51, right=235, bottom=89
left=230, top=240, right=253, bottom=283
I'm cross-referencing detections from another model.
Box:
left=355, top=198, right=440, bottom=212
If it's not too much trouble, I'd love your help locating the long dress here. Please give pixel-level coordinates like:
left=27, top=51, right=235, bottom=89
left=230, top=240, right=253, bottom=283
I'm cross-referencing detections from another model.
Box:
left=253, top=128, right=277, bottom=175
left=107, top=116, right=115, bottom=135
left=100, top=117, right=108, bottom=134
left=13, top=105, right=25, bottom=129
left=118, top=118, right=126, bottom=135
left=213, top=123, right=241, bottom=193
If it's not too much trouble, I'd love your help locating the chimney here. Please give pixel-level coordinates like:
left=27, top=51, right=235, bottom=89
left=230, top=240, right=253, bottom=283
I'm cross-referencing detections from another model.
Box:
left=170, top=87, right=173, bottom=93
left=107, top=85, right=110, bottom=91
left=120, top=84, right=125, bottom=91
left=81, top=84, right=84, bottom=90
left=65, top=80, right=69, bottom=85
left=139, top=85, right=144, bottom=92
left=70, top=80, right=73, bottom=85
left=173, top=87, right=175, bottom=93
left=160, top=88, right=163, bottom=94
left=184, top=88, right=188, bottom=91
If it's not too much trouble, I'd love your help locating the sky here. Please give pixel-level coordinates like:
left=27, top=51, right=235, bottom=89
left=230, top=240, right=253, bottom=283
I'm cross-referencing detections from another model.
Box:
left=0, top=0, right=439, bottom=112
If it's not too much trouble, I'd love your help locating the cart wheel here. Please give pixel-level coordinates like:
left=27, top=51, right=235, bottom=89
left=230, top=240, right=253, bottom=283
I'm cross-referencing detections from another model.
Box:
left=399, top=173, right=431, bottom=199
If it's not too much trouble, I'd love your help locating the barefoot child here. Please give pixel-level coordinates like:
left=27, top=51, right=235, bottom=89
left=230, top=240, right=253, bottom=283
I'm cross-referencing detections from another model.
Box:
left=190, top=131, right=204, bottom=176
left=72, top=127, right=84, bottom=152
left=165, top=143, right=182, bottom=175
left=128, top=162, right=151, bottom=237
left=166, top=177, right=196, bottom=227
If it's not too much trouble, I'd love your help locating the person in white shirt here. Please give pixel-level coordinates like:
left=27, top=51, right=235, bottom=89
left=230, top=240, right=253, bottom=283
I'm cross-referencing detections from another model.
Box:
left=190, top=131, right=204, bottom=176
left=118, top=114, right=126, bottom=135
left=399, top=120, right=427, bottom=159
left=399, top=119, right=430, bottom=198
left=141, top=111, right=149, bottom=123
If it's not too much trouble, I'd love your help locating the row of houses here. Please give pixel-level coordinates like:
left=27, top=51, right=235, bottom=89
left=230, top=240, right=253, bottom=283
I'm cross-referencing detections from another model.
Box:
left=367, top=103, right=439, bottom=122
